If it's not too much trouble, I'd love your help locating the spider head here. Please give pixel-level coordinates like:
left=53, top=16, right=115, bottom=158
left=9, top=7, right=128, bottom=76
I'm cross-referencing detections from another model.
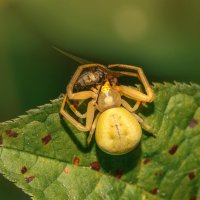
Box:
left=96, top=82, right=121, bottom=112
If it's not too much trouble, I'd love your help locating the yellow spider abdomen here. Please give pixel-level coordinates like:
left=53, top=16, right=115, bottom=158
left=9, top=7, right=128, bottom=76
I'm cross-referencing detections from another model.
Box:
left=95, top=107, right=142, bottom=155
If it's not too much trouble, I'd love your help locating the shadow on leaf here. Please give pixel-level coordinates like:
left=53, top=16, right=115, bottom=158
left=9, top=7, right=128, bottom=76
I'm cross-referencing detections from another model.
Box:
left=60, top=118, right=93, bottom=153
left=96, top=143, right=142, bottom=179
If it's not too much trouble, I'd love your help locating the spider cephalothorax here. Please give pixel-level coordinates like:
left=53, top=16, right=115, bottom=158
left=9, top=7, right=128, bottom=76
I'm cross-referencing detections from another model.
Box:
left=60, top=64, right=154, bottom=155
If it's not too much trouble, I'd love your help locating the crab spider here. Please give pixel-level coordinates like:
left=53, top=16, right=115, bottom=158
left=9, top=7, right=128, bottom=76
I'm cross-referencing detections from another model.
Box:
left=60, top=64, right=154, bottom=155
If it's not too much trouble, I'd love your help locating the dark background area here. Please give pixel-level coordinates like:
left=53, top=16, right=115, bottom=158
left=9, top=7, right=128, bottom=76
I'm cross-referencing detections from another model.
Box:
left=0, top=0, right=200, bottom=199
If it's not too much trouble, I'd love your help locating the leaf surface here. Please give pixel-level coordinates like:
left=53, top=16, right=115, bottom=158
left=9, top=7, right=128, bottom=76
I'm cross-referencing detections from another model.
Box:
left=0, top=83, right=200, bottom=200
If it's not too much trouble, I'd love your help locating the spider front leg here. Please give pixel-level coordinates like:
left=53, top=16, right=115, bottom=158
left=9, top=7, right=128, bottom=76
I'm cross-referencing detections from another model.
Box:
left=121, top=84, right=142, bottom=112
left=120, top=85, right=153, bottom=102
left=108, top=64, right=154, bottom=102
left=60, top=94, right=96, bottom=132
left=87, top=112, right=101, bottom=144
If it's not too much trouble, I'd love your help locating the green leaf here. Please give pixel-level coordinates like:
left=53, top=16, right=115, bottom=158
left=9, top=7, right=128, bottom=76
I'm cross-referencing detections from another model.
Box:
left=0, top=82, right=200, bottom=200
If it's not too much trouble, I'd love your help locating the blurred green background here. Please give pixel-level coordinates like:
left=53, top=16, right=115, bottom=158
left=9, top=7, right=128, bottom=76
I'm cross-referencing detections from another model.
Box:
left=0, top=0, right=200, bottom=199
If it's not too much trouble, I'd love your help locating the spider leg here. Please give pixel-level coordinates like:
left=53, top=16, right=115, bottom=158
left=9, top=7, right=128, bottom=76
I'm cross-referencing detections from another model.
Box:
left=114, top=71, right=138, bottom=78
left=65, top=95, right=86, bottom=118
left=133, top=113, right=155, bottom=137
left=121, top=99, right=141, bottom=113
left=60, top=94, right=96, bottom=132
left=121, top=84, right=142, bottom=112
left=108, top=64, right=154, bottom=102
left=61, top=64, right=106, bottom=132
left=66, top=84, right=99, bottom=118
left=119, top=85, right=153, bottom=102
left=87, top=113, right=101, bottom=144
left=65, top=86, right=101, bottom=119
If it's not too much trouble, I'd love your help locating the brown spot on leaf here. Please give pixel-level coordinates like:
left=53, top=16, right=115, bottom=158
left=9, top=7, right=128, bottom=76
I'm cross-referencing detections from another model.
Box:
left=6, top=129, right=18, bottom=137
left=188, top=171, right=196, bottom=180
left=21, top=166, right=27, bottom=174
left=143, top=158, right=151, bottom=165
left=41, top=133, right=52, bottom=145
left=0, top=135, right=3, bottom=145
left=114, top=169, right=123, bottom=179
left=64, top=167, right=69, bottom=174
left=189, top=196, right=196, bottom=200
left=90, top=161, right=101, bottom=171
left=168, top=145, right=178, bottom=155
left=25, top=176, right=35, bottom=183
left=189, top=119, right=198, bottom=128
left=150, top=188, right=158, bottom=195
left=73, top=156, right=80, bottom=165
